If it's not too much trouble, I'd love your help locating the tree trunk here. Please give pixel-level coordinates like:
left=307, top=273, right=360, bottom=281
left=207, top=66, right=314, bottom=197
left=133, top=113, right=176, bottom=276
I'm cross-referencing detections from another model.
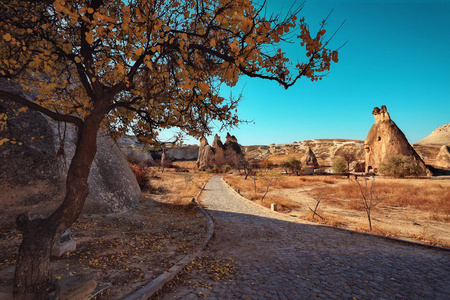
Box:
left=366, top=210, right=372, bottom=232
left=13, top=112, right=103, bottom=299
left=13, top=218, right=55, bottom=300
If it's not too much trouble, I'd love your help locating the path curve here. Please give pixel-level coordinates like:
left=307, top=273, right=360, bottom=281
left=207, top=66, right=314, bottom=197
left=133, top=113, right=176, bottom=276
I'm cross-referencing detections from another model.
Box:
left=159, top=176, right=449, bottom=299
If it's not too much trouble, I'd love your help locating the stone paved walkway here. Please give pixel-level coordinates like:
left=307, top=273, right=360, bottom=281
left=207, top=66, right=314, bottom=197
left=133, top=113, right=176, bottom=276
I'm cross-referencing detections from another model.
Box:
left=158, top=176, right=450, bottom=299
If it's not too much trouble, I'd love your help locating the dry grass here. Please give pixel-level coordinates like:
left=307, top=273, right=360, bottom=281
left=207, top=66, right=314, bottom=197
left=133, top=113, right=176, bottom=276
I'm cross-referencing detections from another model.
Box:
left=225, top=174, right=450, bottom=247
left=224, top=174, right=343, bottom=212
left=253, top=194, right=301, bottom=212
left=225, top=174, right=343, bottom=205
left=171, top=160, right=197, bottom=170
left=311, top=179, right=450, bottom=216
left=149, top=168, right=212, bottom=205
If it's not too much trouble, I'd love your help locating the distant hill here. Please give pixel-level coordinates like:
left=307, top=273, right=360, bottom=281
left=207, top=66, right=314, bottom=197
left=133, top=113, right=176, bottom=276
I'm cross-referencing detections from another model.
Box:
left=417, top=123, right=450, bottom=146
left=243, top=139, right=365, bottom=168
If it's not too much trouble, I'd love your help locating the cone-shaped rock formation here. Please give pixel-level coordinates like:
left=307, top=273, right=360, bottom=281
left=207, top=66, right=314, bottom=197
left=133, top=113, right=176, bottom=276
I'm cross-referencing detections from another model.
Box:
left=196, top=133, right=244, bottom=169
left=364, top=105, right=431, bottom=176
left=301, top=146, right=319, bottom=168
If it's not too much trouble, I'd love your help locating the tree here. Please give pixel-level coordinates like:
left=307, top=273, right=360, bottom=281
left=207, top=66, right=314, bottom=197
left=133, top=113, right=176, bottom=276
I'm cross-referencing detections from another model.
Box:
left=286, top=156, right=302, bottom=175
left=258, top=169, right=280, bottom=201
left=378, top=155, right=424, bottom=178
left=261, top=158, right=274, bottom=171
left=332, top=157, right=347, bottom=175
left=355, top=176, right=380, bottom=231
left=341, top=151, right=357, bottom=172
left=0, top=0, right=340, bottom=298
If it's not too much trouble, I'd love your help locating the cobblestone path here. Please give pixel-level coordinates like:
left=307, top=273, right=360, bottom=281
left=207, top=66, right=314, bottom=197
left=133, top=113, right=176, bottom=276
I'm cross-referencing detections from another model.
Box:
left=158, top=176, right=449, bottom=299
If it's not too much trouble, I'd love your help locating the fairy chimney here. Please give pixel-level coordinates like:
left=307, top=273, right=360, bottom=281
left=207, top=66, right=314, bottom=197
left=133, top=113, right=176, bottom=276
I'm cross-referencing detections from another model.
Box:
left=195, top=137, right=215, bottom=169
left=301, top=146, right=319, bottom=168
left=223, top=133, right=244, bottom=167
left=364, top=105, right=431, bottom=175
left=195, top=133, right=244, bottom=169
left=212, top=134, right=225, bottom=166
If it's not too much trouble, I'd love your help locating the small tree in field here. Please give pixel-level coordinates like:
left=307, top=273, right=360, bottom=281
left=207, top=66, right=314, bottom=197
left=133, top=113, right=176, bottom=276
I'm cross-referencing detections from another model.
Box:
left=355, top=176, right=380, bottom=231
left=285, top=156, right=302, bottom=175
left=0, top=0, right=341, bottom=297
left=332, top=157, right=347, bottom=174
left=378, top=155, right=423, bottom=178
left=239, top=156, right=260, bottom=180
left=258, top=169, right=280, bottom=201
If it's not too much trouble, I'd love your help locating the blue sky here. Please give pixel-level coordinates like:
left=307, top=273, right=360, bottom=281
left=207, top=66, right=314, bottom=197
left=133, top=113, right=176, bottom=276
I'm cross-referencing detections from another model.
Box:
left=176, top=0, right=450, bottom=146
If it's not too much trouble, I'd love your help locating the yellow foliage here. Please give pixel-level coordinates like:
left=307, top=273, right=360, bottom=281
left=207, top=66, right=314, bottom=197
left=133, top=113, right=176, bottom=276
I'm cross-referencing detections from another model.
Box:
left=0, top=0, right=339, bottom=144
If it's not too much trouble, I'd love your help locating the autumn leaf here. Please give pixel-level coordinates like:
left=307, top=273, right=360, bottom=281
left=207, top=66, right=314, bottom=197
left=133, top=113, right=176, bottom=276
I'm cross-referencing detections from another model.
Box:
left=2, top=33, right=11, bottom=42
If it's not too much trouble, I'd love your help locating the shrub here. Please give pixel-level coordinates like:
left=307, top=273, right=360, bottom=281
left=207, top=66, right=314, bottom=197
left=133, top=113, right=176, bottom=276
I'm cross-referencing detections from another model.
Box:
left=332, top=157, right=347, bottom=175
left=223, top=164, right=231, bottom=173
left=378, top=155, right=423, bottom=178
left=129, top=163, right=151, bottom=190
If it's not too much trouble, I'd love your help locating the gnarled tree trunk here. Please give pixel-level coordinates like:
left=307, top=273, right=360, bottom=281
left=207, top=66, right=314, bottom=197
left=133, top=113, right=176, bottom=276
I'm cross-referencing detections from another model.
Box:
left=13, top=113, right=103, bottom=299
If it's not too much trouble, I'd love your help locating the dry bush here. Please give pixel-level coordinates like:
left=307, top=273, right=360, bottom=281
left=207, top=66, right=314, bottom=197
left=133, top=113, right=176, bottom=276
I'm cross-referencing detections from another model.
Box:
left=129, top=163, right=151, bottom=190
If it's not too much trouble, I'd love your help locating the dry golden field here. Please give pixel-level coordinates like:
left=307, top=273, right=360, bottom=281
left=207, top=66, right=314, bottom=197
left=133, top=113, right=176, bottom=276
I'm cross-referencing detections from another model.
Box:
left=225, top=173, right=450, bottom=248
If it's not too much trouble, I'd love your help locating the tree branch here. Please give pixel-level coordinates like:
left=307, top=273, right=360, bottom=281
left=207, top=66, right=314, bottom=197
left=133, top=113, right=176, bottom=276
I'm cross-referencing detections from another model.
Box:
left=0, top=90, right=83, bottom=128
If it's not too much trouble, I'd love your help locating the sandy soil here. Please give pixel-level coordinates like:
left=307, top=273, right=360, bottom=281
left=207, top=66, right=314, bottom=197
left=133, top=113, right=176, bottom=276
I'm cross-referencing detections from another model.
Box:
left=268, top=178, right=450, bottom=248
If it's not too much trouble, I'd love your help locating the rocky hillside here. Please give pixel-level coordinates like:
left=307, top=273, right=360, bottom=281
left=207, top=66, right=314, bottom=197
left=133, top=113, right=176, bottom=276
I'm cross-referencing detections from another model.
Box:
left=413, top=123, right=450, bottom=168
left=417, top=123, right=450, bottom=146
left=243, top=139, right=366, bottom=168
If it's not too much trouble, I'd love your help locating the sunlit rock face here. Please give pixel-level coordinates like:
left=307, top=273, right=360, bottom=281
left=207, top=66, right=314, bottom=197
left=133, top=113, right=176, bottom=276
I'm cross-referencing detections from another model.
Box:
left=435, top=145, right=450, bottom=169
left=0, top=79, right=141, bottom=221
left=301, top=146, right=319, bottom=168
left=417, top=123, right=450, bottom=146
left=364, top=105, right=431, bottom=175
left=195, top=133, right=244, bottom=169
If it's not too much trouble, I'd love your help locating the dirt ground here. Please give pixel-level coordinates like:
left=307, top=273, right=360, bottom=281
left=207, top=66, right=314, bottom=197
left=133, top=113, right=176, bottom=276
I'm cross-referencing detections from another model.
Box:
left=0, top=169, right=209, bottom=299
left=230, top=175, right=450, bottom=248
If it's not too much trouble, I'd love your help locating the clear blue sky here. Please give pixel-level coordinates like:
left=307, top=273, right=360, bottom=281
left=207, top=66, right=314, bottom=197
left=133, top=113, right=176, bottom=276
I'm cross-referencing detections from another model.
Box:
left=175, top=0, right=450, bottom=146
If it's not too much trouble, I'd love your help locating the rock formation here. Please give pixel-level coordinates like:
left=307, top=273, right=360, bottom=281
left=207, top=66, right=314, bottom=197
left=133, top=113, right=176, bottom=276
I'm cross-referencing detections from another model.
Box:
left=195, top=133, right=244, bottom=169
left=0, top=81, right=141, bottom=221
left=435, top=145, right=450, bottom=169
left=364, top=105, right=431, bottom=176
left=301, top=146, right=319, bottom=168
left=196, top=137, right=215, bottom=169
left=417, top=123, right=450, bottom=146
left=212, top=134, right=225, bottom=166
left=117, top=135, right=154, bottom=164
